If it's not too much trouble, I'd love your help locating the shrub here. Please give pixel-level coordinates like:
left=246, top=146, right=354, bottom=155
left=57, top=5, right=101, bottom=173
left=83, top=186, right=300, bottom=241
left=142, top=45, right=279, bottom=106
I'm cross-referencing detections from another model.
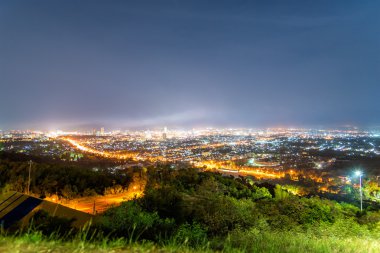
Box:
left=172, top=222, right=208, bottom=247
left=99, top=201, right=175, bottom=242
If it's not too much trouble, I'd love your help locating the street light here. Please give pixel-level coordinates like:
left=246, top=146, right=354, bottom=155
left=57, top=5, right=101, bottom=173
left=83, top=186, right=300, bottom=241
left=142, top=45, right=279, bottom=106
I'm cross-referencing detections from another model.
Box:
left=355, top=170, right=363, bottom=212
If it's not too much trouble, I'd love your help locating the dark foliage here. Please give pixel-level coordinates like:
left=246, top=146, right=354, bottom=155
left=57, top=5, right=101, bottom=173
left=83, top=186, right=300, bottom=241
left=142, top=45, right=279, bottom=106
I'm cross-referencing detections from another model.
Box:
left=0, top=153, right=132, bottom=198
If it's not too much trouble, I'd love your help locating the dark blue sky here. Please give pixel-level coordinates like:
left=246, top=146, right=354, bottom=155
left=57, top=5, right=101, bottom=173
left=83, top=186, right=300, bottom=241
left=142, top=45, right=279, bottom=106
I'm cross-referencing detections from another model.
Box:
left=1, top=0, right=379, bottom=130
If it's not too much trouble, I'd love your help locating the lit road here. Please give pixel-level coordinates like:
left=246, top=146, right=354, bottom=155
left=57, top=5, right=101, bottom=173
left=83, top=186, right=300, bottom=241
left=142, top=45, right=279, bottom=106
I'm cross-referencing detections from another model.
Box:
left=61, top=137, right=286, bottom=180
left=46, top=191, right=143, bottom=214
left=62, top=137, right=138, bottom=160
left=195, top=161, right=285, bottom=179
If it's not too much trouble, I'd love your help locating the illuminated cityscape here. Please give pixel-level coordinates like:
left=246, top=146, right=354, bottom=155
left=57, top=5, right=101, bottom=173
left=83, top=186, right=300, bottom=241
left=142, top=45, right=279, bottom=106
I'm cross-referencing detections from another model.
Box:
left=1, top=127, right=380, bottom=198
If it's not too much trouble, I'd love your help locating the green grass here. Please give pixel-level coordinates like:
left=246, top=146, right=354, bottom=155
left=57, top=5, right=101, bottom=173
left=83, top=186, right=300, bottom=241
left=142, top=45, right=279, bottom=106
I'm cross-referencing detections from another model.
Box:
left=0, top=231, right=379, bottom=253
left=225, top=230, right=380, bottom=253
left=0, top=232, right=207, bottom=253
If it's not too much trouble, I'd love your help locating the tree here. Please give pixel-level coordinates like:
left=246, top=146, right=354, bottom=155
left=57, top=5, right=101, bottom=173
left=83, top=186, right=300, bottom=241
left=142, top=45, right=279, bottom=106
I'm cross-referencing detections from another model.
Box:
left=274, top=184, right=290, bottom=200
left=61, top=184, right=74, bottom=199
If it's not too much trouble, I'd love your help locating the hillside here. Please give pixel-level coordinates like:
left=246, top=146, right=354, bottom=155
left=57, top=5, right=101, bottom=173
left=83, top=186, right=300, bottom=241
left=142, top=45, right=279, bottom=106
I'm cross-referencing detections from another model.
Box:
left=1, top=167, right=380, bottom=252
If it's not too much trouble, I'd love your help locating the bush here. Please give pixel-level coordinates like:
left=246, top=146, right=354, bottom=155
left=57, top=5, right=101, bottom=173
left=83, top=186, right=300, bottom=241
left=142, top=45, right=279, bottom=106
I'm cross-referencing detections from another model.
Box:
left=99, top=201, right=175, bottom=242
left=172, top=222, right=208, bottom=247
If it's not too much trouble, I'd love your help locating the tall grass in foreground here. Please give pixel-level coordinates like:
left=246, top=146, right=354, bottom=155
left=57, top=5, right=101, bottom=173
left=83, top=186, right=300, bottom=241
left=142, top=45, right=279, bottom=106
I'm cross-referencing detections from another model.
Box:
left=0, top=221, right=210, bottom=253
left=224, top=229, right=380, bottom=253
left=0, top=228, right=379, bottom=253
left=0, top=231, right=207, bottom=253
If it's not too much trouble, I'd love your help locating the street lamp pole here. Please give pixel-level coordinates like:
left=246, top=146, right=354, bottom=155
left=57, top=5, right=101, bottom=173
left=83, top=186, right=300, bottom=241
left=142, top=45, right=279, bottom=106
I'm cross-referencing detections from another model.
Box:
left=355, top=170, right=363, bottom=212
left=359, top=173, right=363, bottom=212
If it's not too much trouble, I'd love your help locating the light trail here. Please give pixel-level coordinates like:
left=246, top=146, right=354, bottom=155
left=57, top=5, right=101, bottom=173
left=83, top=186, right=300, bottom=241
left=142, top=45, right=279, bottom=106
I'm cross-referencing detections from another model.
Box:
left=61, top=137, right=286, bottom=180
left=195, top=160, right=285, bottom=179
left=61, top=137, right=138, bottom=160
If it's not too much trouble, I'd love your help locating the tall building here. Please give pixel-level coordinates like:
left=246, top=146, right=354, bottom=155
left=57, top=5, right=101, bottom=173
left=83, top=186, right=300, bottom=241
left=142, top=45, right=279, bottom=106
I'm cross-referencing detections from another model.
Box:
left=162, top=127, right=168, bottom=140
left=145, top=130, right=152, bottom=140
left=100, top=127, right=105, bottom=136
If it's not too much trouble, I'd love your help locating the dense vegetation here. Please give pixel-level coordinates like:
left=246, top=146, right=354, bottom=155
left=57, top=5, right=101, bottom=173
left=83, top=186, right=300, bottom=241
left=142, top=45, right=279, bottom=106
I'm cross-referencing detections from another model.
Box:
left=96, top=169, right=380, bottom=248
left=0, top=152, right=132, bottom=198
left=7, top=166, right=378, bottom=252
left=1, top=152, right=380, bottom=252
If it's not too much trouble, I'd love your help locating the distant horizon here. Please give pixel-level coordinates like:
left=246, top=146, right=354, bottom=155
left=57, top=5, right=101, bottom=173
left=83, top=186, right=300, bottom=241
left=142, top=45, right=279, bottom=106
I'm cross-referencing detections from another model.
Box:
left=1, top=123, right=380, bottom=132
left=2, top=120, right=380, bottom=132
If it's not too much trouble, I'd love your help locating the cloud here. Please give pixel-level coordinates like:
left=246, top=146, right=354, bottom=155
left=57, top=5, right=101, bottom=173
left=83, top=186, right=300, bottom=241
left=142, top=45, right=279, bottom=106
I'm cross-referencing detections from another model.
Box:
left=108, top=110, right=209, bottom=129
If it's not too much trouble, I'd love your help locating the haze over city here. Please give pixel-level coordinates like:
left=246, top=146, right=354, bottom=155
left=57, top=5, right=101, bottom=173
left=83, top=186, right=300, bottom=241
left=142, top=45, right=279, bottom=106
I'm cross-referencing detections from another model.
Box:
left=1, top=0, right=379, bottom=130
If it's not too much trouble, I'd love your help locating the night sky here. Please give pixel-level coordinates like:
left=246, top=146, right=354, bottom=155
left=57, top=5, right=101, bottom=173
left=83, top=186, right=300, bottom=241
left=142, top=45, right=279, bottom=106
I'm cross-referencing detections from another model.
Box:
left=1, top=1, right=379, bottom=130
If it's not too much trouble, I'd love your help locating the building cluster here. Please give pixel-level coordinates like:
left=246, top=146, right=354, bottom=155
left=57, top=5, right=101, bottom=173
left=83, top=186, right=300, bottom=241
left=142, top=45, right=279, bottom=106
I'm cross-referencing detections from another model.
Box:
left=2, top=127, right=380, bottom=196
left=1, top=127, right=379, bottom=168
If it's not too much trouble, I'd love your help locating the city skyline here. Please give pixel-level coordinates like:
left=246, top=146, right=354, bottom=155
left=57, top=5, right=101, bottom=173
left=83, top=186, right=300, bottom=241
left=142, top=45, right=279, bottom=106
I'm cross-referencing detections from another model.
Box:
left=1, top=1, right=379, bottom=129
